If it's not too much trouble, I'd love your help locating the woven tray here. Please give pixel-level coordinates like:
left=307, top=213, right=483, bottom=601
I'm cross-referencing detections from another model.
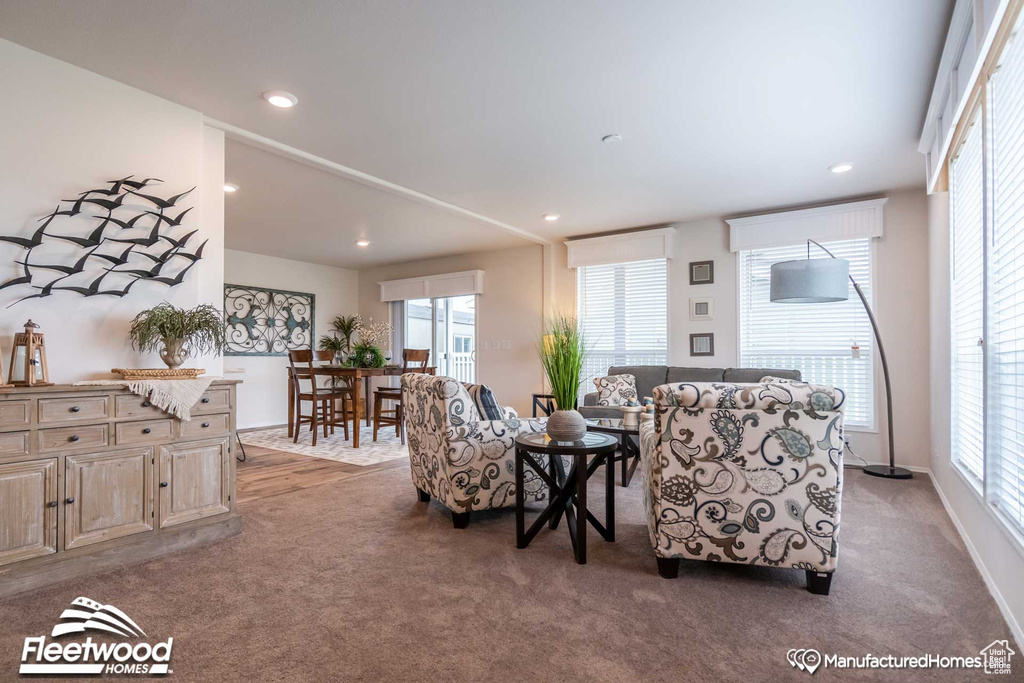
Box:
left=111, top=368, right=206, bottom=380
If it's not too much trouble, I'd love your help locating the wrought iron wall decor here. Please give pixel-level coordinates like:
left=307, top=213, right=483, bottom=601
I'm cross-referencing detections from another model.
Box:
left=0, top=176, right=206, bottom=306
left=224, top=284, right=315, bottom=356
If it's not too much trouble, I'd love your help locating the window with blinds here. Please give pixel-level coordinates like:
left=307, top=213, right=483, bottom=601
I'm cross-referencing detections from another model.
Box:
left=738, top=239, right=875, bottom=428
left=987, top=23, right=1024, bottom=526
left=576, top=259, right=668, bottom=390
left=949, top=108, right=986, bottom=482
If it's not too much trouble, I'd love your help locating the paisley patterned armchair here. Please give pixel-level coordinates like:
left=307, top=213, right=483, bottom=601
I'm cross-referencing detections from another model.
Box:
left=638, top=379, right=845, bottom=594
left=402, top=373, right=549, bottom=529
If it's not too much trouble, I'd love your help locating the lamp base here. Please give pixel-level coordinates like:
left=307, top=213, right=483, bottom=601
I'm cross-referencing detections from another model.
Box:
left=862, top=464, right=913, bottom=480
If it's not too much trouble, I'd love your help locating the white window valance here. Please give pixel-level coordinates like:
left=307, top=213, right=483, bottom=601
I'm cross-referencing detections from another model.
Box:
left=566, top=227, right=675, bottom=269
left=379, top=270, right=484, bottom=302
left=725, top=198, right=886, bottom=253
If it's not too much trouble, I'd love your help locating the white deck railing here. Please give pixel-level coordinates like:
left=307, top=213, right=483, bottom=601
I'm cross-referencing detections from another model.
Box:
left=449, top=352, right=475, bottom=383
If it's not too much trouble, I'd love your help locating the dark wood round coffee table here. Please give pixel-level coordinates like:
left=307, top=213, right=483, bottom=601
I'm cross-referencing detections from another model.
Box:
left=514, top=431, right=618, bottom=564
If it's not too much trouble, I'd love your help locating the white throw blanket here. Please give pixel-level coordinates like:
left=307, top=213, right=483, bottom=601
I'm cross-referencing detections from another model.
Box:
left=73, top=377, right=218, bottom=421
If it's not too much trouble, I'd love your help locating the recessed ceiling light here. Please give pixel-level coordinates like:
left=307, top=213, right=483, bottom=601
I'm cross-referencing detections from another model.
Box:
left=828, top=162, right=854, bottom=174
left=602, top=134, right=623, bottom=143
left=543, top=214, right=560, bottom=222
left=355, top=240, right=370, bottom=247
left=223, top=183, right=238, bottom=193
left=263, top=90, right=298, bottom=108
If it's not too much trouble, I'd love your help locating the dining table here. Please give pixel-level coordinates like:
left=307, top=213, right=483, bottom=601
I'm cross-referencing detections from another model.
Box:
left=286, top=364, right=436, bottom=448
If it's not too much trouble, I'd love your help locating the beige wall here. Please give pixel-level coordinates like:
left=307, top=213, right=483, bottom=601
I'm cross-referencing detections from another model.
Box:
left=226, top=249, right=359, bottom=429
left=358, top=189, right=931, bottom=467
left=666, top=218, right=738, bottom=367
left=0, top=39, right=225, bottom=381
left=554, top=219, right=738, bottom=367
left=551, top=189, right=931, bottom=468
left=927, top=190, right=1024, bottom=644
left=358, top=244, right=545, bottom=416
left=868, top=189, right=933, bottom=468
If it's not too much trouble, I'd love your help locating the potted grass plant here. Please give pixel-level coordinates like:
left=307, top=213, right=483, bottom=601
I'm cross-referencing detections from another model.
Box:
left=539, top=313, right=588, bottom=442
left=128, top=302, right=225, bottom=368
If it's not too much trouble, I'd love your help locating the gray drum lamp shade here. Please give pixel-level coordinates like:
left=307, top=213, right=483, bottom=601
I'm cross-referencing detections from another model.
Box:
left=770, top=258, right=850, bottom=303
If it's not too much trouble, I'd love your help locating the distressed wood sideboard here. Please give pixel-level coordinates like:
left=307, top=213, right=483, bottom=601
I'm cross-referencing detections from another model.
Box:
left=0, top=379, right=242, bottom=597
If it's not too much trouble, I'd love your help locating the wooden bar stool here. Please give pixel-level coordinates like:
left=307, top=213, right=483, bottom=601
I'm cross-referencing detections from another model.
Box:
left=288, top=349, right=352, bottom=446
left=373, top=349, right=429, bottom=444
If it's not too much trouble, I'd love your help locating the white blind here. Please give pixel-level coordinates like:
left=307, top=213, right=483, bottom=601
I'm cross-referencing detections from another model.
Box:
left=738, top=239, right=875, bottom=428
left=577, top=259, right=667, bottom=389
left=950, top=108, right=986, bottom=482
left=988, top=25, right=1024, bottom=525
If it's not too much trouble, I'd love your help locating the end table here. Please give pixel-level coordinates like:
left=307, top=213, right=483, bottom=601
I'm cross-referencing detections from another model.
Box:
left=514, top=431, right=618, bottom=564
left=586, top=418, right=641, bottom=487
left=531, top=393, right=556, bottom=417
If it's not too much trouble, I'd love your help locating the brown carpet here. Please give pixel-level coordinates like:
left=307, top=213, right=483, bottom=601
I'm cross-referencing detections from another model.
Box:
left=0, top=463, right=1019, bottom=682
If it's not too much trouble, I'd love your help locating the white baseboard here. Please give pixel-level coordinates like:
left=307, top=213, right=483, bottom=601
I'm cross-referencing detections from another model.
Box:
left=238, top=423, right=287, bottom=433
left=927, top=470, right=1024, bottom=648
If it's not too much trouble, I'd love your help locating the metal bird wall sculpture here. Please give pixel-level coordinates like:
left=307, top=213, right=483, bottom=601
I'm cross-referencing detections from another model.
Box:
left=0, top=175, right=205, bottom=307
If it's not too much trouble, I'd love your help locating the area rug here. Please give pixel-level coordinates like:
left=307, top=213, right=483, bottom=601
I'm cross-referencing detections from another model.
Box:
left=239, top=424, right=407, bottom=466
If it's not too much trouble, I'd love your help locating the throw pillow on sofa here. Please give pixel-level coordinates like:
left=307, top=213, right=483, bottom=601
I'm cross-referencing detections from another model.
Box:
left=760, top=375, right=798, bottom=384
left=594, top=374, right=638, bottom=406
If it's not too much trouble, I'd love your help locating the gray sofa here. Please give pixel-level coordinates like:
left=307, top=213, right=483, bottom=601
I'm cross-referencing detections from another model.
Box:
left=579, top=365, right=802, bottom=418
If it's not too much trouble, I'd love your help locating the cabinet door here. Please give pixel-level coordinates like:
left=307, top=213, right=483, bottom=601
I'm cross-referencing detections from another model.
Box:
left=158, top=438, right=230, bottom=528
left=0, top=459, right=57, bottom=566
left=65, top=448, right=154, bottom=550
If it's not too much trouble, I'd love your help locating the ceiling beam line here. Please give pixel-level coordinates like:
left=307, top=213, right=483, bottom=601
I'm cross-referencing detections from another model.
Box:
left=203, top=116, right=551, bottom=246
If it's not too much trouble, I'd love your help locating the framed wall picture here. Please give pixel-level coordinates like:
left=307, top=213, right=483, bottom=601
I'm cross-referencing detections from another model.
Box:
left=689, top=260, right=714, bottom=285
left=690, top=333, right=714, bottom=357
left=689, top=297, right=714, bottom=321
left=224, top=284, right=315, bottom=355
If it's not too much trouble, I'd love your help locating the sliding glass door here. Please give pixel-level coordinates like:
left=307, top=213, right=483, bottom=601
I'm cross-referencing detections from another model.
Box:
left=401, top=295, right=476, bottom=382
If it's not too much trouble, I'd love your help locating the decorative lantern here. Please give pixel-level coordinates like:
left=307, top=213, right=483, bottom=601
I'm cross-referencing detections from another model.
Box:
left=9, top=320, right=52, bottom=387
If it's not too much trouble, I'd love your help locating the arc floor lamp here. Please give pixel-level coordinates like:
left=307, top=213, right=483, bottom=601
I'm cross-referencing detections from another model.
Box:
left=770, top=239, right=911, bottom=480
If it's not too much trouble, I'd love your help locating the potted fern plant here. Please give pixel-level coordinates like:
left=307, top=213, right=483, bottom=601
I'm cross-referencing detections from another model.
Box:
left=539, top=314, right=588, bottom=442
left=128, top=302, right=225, bottom=369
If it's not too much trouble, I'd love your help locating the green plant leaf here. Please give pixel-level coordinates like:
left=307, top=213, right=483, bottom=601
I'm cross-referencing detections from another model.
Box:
left=128, top=302, right=225, bottom=359
left=538, top=313, right=589, bottom=410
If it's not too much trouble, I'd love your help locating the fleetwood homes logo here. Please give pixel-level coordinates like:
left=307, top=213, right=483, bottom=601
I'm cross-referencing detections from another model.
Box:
left=20, top=597, right=173, bottom=676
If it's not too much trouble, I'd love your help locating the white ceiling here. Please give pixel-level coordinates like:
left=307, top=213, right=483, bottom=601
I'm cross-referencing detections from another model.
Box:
left=0, top=0, right=952, bottom=265
left=223, top=139, right=527, bottom=268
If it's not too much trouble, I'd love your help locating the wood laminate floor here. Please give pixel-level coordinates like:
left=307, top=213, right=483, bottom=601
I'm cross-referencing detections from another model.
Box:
left=235, top=444, right=407, bottom=504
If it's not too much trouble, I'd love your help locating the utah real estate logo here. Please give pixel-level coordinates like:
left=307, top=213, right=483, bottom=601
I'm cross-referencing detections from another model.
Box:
left=19, top=597, right=173, bottom=675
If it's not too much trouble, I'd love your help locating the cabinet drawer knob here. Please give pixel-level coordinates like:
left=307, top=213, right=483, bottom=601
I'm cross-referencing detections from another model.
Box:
left=48, top=500, right=58, bottom=508
left=142, top=401, right=151, bottom=408
left=65, top=497, right=74, bottom=504
left=142, top=427, right=152, bottom=434
left=69, top=435, right=79, bottom=442
left=159, top=481, right=168, bottom=488
left=202, top=422, right=210, bottom=428
left=70, top=405, right=80, bottom=413
left=201, top=397, right=210, bottom=404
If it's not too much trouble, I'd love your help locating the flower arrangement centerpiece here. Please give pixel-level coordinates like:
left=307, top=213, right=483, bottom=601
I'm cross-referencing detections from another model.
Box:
left=538, top=313, right=589, bottom=442
left=318, top=315, right=392, bottom=368
left=351, top=316, right=392, bottom=368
